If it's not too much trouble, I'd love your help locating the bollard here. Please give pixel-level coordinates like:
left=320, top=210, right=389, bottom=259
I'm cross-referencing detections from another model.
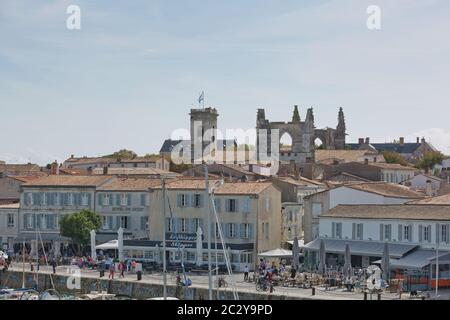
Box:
left=377, top=293, right=381, bottom=300
left=137, top=271, right=142, bottom=281
left=100, top=270, right=104, bottom=277
left=312, top=287, right=315, bottom=296
left=363, top=292, right=367, bottom=300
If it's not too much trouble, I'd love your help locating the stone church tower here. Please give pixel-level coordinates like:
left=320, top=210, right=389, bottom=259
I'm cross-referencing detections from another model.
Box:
left=256, top=106, right=346, bottom=169
left=190, top=107, right=218, bottom=163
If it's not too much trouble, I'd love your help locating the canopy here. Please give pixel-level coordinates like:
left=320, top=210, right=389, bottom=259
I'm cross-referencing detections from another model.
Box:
left=287, top=239, right=305, bottom=248
left=96, top=240, right=119, bottom=250
left=258, top=248, right=293, bottom=258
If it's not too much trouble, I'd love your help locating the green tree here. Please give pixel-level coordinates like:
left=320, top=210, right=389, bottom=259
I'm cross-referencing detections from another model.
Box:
left=59, top=210, right=101, bottom=254
left=103, top=149, right=137, bottom=160
left=416, top=151, right=444, bottom=173
left=292, top=105, right=300, bottom=122
left=144, top=153, right=160, bottom=158
left=382, top=151, right=408, bottom=166
left=169, top=161, right=192, bottom=173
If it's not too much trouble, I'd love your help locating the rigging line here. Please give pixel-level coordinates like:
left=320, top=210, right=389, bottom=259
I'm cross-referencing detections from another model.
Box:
left=210, top=193, right=239, bottom=300
left=37, top=227, right=56, bottom=291
left=166, top=194, right=189, bottom=284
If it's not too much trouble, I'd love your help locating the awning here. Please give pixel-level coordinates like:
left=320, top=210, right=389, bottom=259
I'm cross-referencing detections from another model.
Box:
left=372, top=249, right=450, bottom=270
left=258, top=248, right=294, bottom=258
left=287, top=239, right=305, bottom=248
left=304, top=238, right=418, bottom=259
left=96, top=240, right=119, bottom=250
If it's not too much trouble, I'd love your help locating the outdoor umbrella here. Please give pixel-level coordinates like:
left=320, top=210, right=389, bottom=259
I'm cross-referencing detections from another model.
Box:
left=343, top=243, right=352, bottom=278
left=292, top=236, right=300, bottom=271
left=318, top=239, right=326, bottom=275
left=381, top=242, right=390, bottom=281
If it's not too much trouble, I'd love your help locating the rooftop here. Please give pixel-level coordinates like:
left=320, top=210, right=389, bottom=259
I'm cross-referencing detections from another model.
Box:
left=315, top=150, right=380, bottom=163
left=97, top=178, right=162, bottom=191
left=155, top=179, right=275, bottom=195
left=322, top=204, right=450, bottom=221
left=23, top=175, right=112, bottom=187
left=345, top=182, right=425, bottom=199
left=92, top=167, right=178, bottom=176
left=367, top=162, right=417, bottom=171
left=408, top=193, right=450, bottom=205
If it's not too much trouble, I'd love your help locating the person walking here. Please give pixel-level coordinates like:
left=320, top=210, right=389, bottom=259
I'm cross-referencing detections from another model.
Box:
left=108, top=262, right=115, bottom=280
left=120, top=261, right=125, bottom=278
left=244, top=265, right=249, bottom=282
left=51, top=258, right=57, bottom=274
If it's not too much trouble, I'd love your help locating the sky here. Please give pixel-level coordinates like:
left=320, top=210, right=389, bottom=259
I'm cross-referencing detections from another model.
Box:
left=1, top=0, right=450, bottom=165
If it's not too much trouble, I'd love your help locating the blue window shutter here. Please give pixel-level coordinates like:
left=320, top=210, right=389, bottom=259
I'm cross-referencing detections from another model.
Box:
left=98, top=194, right=103, bottom=206
left=225, top=199, right=230, bottom=212
left=238, top=224, right=243, bottom=239
left=127, top=194, right=131, bottom=206
left=177, top=194, right=181, bottom=207
left=249, top=224, right=253, bottom=239
left=235, top=199, right=239, bottom=212
left=199, top=194, right=204, bottom=208
left=140, top=194, right=145, bottom=206
left=87, top=194, right=91, bottom=206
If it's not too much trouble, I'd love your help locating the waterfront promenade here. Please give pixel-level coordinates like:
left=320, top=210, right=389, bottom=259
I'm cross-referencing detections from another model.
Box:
left=4, top=263, right=434, bottom=300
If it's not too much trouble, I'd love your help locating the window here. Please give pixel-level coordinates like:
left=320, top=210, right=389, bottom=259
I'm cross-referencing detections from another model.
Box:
left=141, top=194, right=149, bottom=206
left=194, top=218, right=202, bottom=233
left=441, top=225, right=448, bottom=243
left=384, top=224, right=391, bottom=240
left=121, top=194, right=128, bottom=206
left=242, top=199, right=251, bottom=213
left=265, top=198, right=270, bottom=212
left=166, top=218, right=173, bottom=232
left=265, top=223, right=269, bottom=240
left=226, top=199, right=238, bottom=212
left=312, top=203, right=322, bottom=218
left=193, top=194, right=202, bottom=208
left=332, top=222, right=342, bottom=239
left=227, top=223, right=236, bottom=238
left=356, top=224, right=363, bottom=240
left=424, top=226, right=431, bottom=242
left=213, top=198, right=221, bottom=212
left=180, top=218, right=187, bottom=233
left=7, top=214, right=15, bottom=228
left=178, top=194, right=189, bottom=207
left=140, top=216, right=148, bottom=230
left=119, top=216, right=128, bottom=229
left=242, top=223, right=249, bottom=239
left=215, top=223, right=220, bottom=238
left=404, top=226, right=410, bottom=241
left=101, top=216, right=108, bottom=230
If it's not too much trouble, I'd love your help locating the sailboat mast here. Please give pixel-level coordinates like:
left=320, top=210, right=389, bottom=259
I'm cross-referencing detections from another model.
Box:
left=205, top=164, right=212, bottom=300
left=22, top=241, right=25, bottom=289
left=162, top=178, right=167, bottom=300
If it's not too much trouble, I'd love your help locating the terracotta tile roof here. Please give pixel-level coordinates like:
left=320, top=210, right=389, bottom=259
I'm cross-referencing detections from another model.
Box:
left=9, top=176, right=43, bottom=183
left=408, top=194, right=450, bottom=205
left=0, top=163, right=41, bottom=175
left=64, top=156, right=166, bottom=165
left=368, top=162, right=417, bottom=171
left=97, top=178, right=162, bottom=191
left=328, top=172, right=372, bottom=182
left=92, top=168, right=178, bottom=176
left=214, top=182, right=274, bottom=195
left=316, top=150, right=380, bottom=163
left=346, top=182, right=425, bottom=199
left=59, top=168, right=88, bottom=175
left=23, top=175, right=112, bottom=187
left=156, top=179, right=275, bottom=195
left=276, top=176, right=324, bottom=187
left=322, top=204, right=450, bottom=221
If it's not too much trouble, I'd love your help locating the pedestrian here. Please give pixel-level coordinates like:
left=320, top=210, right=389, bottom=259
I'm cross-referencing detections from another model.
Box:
left=244, top=265, right=249, bottom=282
left=51, top=258, right=57, bottom=274
left=120, top=261, right=125, bottom=278
left=109, top=262, right=115, bottom=279
left=131, top=260, right=137, bottom=273
left=127, top=259, right=131, bottom=272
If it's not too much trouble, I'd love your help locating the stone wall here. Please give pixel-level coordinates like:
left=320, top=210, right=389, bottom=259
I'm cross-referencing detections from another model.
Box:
left=0, top=270, right=305, bottom=300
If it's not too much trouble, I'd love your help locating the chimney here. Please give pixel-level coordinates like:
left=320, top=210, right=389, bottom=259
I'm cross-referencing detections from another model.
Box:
left=50, top=160, right=59, bottom=175
left=365, top=137, right=370, bottom=144
left=70, top=154, right=74, bottom=159
left=416, top=137, right=420, bottom=144
left=358, top=138, right=364, bottom=145
left=399, top=137, right=405, bottom=145
left=87, top=167, right=93, bottom=176
left=426, top=180, right=433, bottom=197
left=103, top=166, right=108, bottom=175
left=421, top=137, right=426, bottom=144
